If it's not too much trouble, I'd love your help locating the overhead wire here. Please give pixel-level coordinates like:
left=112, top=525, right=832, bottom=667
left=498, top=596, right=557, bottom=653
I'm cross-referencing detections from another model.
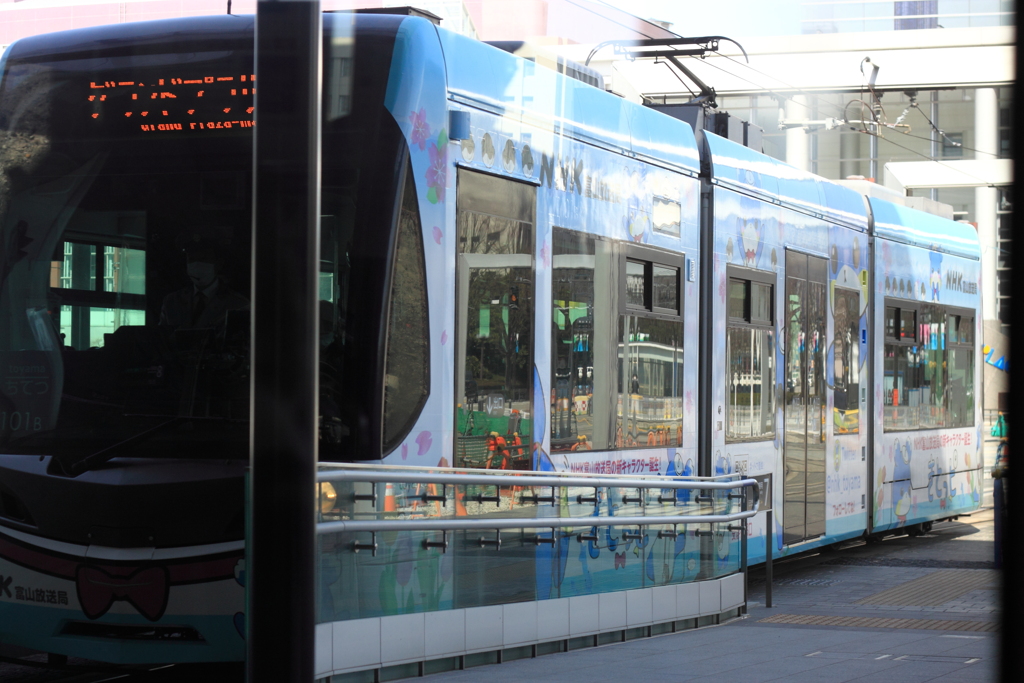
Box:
left=583, top=8, right=1003, bottom=173
left=850, top=125, right=999, bottom=187
left=716, top=51, right=849, bottom=117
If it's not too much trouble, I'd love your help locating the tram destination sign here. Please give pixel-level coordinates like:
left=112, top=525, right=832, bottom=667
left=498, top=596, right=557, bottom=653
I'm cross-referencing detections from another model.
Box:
left=84, top=72, right=255, bottom=134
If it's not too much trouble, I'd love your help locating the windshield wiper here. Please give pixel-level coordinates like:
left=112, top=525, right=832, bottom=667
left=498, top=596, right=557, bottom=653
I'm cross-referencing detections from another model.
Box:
left=48, top=417, right=185, bottom=477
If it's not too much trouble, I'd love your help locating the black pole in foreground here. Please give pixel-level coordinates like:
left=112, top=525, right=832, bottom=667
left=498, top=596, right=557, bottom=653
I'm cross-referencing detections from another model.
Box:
left=248, top=2, right=321, bottom=682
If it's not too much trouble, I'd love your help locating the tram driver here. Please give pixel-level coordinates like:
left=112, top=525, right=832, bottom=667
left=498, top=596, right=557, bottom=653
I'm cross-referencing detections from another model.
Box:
left=159, top=231, right=249, bottom=329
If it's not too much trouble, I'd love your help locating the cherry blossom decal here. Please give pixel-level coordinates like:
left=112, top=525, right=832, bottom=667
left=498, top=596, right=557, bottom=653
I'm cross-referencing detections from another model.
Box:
left=409, top=108, right=430, bottom=151
left=415, top=430, right=433, bottom=455
left=425, top=129, right=449, bottom=204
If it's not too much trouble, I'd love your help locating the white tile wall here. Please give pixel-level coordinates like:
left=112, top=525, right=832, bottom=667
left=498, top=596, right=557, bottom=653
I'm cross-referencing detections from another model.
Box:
left=721, top=573, right=744, bottom=610
left=536, top=597, right=570, bottom=641
left=317, top=576, right=744, bottom=678
left=652, top=585, right=676, bottom=623
left=698, top=580, right=721, bottom=616
left=380, top=613, right=425, bottom=665
left=626, top=588, right=653, bottom=626
left=314, top=622, right=333, bottom=678
left=677, top=582, right=700, bottom=618
left=598, top=591, right=627, bottom=631
left=503, top=601, right=538, bottom=646
left=465, top=605, right=503, bottom=653
left=568, top=594, right=600, bottom=636
left=425, top=609, right=466, bottom=658
left=332, top=617, right=380, bottom=673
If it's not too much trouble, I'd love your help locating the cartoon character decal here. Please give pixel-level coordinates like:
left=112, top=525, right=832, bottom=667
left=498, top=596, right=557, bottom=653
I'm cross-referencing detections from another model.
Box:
left=929, top=251, right=943, bottom=301
left=892, top=439, right=912, bottom=525
left=738, top=215, right=762, bottom=266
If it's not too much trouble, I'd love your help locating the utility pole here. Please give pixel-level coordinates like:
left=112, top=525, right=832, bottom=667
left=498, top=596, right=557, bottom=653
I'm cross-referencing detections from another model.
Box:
left=248, top=1, right=322, bottom=681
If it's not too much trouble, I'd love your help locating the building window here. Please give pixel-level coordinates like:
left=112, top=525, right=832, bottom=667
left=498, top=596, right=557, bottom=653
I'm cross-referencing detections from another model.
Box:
left=726, top=267, right=776, bottom=442
left=996, top=189, right=1011, bottom=331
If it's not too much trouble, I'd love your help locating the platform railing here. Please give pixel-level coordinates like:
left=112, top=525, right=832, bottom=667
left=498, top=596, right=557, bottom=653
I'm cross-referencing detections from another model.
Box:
left=314, top=464, right=759, bottom=625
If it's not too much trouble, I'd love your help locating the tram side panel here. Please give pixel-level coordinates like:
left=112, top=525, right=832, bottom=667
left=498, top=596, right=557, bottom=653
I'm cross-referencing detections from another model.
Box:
left=325, top=19, right=710, bottom=621
left=869, top=236, right=983, bottom=534
left=709, top=186, right=785, bottom=566
left=711, top=187, right=876, bottom=566
left=825, top=223, right=872, bottom=541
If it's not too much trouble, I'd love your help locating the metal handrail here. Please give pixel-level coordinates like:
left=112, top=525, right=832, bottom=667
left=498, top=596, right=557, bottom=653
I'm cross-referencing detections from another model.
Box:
left=317, top=509, right=757, bottom=535
left=316, top=468, right=756, bottom=491
left=315, top=470, right=760, bottom=536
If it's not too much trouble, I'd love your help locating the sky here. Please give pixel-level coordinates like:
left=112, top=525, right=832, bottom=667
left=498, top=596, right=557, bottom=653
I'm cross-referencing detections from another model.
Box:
left=596, top=0, right=804, bottom=38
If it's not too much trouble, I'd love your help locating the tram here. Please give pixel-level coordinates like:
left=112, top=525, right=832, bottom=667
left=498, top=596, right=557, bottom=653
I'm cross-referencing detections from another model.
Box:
left=0, top=11, right=981, bottom=664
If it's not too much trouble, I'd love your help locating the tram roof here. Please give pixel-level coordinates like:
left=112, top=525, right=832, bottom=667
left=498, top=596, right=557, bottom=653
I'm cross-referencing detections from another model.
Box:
left=702, top=132, right=870, bottom=232
left=869, top=197, right=981, bottom=260
left=436, top=27, right=701, bottom=177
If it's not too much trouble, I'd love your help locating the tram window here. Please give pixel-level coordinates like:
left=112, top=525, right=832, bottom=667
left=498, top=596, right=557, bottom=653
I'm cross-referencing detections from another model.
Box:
left=947, top=312, right=975, bottom=428
left=616, top=315, right=685, bottom=448
left=625, top=260, right=648, bottom=309
left=726, top=267, right=776, bottom=442
left=884, top=302, right=921, bottom=431
left=652, top=265, right=679, bottom=312
left=751, top=282, right=772, bottom=324
left=455, top=170, right=535, bottom=467
left=833, top=288, right=860, bottom=434
left=918, top=305, right=946, bottom=429
left=900, top=309, right=917, bottom=341
left=551, top=228, right=605, bottom=453
left=885, top=306, right=898, bottom=339
left=728, top=279, right=748, bottom=320
left=48, top=239, right=147, bottom=350
left=615, top=244, right=686, bottom=450
left=884, top=301, right=974, bottom=431
left=381, top=163, right=430, bottom=453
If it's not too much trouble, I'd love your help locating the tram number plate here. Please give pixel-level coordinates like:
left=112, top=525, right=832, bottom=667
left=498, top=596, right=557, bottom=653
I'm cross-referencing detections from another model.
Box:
left=751, top=473, right=772, bottom=511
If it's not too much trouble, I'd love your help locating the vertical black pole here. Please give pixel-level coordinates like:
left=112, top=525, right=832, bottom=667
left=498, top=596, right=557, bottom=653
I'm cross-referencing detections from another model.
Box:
left=249, top=2, right=321, bottom=682
left=765, top=508, right=773, bottom=608
left=740, top=489, right=747, bottom=615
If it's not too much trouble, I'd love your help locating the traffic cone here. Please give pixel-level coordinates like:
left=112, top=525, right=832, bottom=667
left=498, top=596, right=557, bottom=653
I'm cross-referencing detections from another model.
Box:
left=384, top=482, right=398, bottom=512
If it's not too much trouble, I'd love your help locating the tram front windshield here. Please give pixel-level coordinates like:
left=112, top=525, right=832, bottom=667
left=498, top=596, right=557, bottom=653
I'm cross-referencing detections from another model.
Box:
left=0, top=19, right=394, bottom=467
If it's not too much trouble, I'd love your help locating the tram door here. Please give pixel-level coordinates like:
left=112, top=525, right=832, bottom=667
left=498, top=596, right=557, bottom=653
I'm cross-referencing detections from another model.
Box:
left=454, top=170, right=536, bottom=467
left=782, top=251, right=828, bottom=545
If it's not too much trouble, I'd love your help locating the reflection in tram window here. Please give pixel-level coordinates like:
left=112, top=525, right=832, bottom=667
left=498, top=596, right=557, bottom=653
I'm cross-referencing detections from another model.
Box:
left=551, top=228, right=603, bottom=453
left=884, top=300, right=974, bottom=431
left=616, top=316, right=684, bottom=449
left=946, top=312, right=974, bottom=428
left=726, top=270, right=776, bottom=442
left=832, top=288, right=860, bottom=434
left=455, top=170, right=535, bottom=469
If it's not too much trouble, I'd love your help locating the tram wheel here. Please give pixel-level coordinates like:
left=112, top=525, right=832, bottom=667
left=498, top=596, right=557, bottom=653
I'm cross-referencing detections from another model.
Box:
left=921, top=521, right=933, bottom=533
left=906, top=523, right=925, bottom=537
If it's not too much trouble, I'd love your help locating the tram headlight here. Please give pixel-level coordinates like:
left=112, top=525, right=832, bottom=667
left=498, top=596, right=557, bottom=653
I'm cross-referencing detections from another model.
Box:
left=319, top=482, right=338, bottom=514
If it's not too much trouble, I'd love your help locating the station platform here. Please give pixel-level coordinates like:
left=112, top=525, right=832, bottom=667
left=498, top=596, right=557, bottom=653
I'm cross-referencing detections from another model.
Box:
left=420, top=444, right=1000, bottom=683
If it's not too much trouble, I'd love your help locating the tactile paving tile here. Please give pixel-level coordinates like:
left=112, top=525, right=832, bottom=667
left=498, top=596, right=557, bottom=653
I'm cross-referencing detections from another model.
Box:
left=855, top=569, right=998, bottom=606
left=758, top=613, right=998, bottom=632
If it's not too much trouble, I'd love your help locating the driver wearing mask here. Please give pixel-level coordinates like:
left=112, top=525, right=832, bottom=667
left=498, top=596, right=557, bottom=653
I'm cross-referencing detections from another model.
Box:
left=159, top=233, right=249, bottom=329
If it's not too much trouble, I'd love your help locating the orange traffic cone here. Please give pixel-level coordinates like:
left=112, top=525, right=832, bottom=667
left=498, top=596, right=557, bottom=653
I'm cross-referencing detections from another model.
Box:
left=384, top=482, right=398, bottom=512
